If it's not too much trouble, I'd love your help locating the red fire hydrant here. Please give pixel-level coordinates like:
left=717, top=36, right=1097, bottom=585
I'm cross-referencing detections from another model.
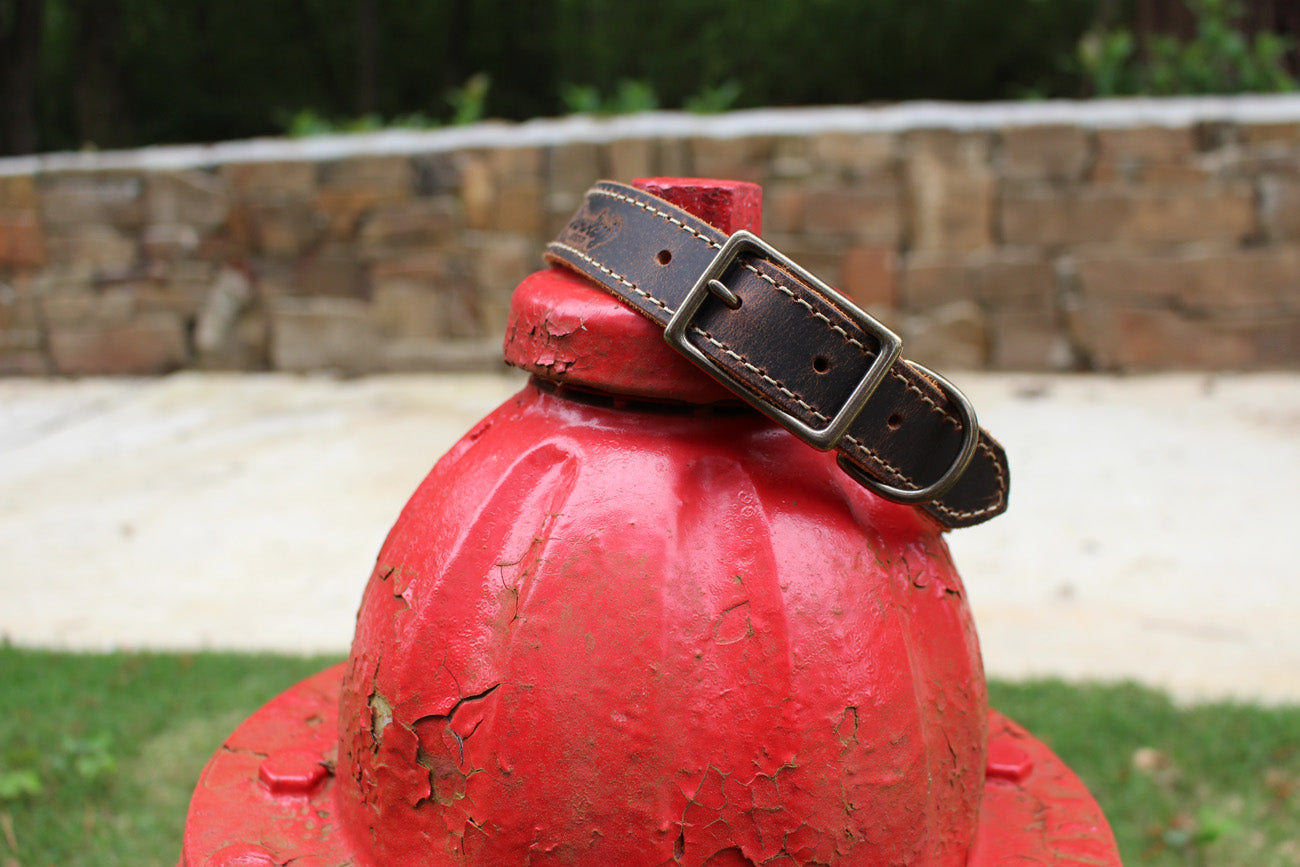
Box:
left=178, top=178, right=1120, bottom=866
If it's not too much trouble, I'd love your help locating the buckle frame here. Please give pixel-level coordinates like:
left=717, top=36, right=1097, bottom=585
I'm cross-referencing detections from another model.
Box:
left=836, top=361, right=981, bottom=504
left=664, top=230, right=902, bottom=451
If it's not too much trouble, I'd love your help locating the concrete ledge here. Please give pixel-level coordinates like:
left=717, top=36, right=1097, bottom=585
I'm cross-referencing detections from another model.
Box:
left=5, top=95, right=1300, bottom=175
left=1, top=371, right=1296, bottom=704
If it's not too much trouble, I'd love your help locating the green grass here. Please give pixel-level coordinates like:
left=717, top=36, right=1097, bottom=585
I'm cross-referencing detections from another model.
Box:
left=0, top=647, right=342, bottom=867
left=988, top=680, right=1300, bottom=866
left=1, top=647, right=1297, bottom=866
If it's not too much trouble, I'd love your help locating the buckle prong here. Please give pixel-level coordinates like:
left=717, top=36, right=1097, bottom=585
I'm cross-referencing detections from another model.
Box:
left=665, top=230, right=902, bottom=452
left=706, top=278, right=742, bottom=310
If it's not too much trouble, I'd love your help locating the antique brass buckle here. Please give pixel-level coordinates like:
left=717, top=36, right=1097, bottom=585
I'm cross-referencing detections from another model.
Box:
left=666, top=230, right=978, bottom=505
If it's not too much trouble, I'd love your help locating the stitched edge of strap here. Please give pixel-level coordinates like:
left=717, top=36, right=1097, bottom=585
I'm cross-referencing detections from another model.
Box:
left=547, top=182, right=1010, bottom=526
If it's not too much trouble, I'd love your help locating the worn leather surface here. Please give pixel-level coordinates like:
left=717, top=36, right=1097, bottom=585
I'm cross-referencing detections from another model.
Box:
left=544, top=181, right=1009, bottom=528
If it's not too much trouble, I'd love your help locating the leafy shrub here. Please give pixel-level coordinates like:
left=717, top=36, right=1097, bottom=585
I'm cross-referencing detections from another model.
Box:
left=1080, top=0, right=1297, bottom=96
left=446, top=73, right=492, bottom=127
left=22, top=0, right=1103, bottom=152
left=684, top=82, right=744, bottom=115
left=16, top=0, right=1297, bottom=153
left=559, top=79, right=660, bottom=116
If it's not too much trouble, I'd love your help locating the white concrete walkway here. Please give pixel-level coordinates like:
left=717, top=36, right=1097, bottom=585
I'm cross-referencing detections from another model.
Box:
left=1, top=371, right=1297, bottom=704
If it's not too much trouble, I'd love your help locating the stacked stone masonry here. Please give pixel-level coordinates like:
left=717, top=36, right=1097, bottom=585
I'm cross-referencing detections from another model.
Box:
left=1, top=99, right=1298, bottom=375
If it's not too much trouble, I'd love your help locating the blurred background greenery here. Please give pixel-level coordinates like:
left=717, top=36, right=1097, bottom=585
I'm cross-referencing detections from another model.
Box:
left=0, top=0, right=1296, bottom=156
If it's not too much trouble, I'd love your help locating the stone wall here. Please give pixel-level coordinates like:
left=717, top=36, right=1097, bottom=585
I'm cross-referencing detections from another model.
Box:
left=2, top=97, right=1299, bottom=376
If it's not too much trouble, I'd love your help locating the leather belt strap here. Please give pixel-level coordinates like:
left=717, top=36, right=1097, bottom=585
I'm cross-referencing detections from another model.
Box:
left=544, top=181, right=1009, bottom=529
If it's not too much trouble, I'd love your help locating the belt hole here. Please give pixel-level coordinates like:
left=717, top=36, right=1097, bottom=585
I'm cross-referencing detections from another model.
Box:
left=656, top=249, right=672, bottom=265
left=887, top=412, right=903, bottom=430
left=812, top=356, right=830, bottom=374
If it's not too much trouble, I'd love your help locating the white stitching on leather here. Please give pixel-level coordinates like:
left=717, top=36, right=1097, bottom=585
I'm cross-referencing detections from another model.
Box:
left=591, top=187, right=723, bottom=250
left=739, top=262, right=871, bottom=348
left=843, top=435, right=916, bottom=485
left=546, top=241, right=673, bottom=315
left=690, top=326, right=917, bottom=485
left=690, top=327, right=822, bottom=416
left=890, top=369, right=963, bottom=431
left=579, top=186, right=1009, bottom=518
left=595, top=189, right=973, bottom=430
left=927, top=441, right=1007, bottom=521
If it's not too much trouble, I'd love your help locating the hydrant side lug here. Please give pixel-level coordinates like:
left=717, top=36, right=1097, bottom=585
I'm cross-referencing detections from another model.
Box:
left=258, top=748, right=330, bottom=796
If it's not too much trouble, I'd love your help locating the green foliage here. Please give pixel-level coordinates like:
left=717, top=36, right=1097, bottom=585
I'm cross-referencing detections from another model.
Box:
left=16, top=0, right=1292, bottom=150
left=446, top=72, right=492, bottom=127
left=560, top=78, right=660, bottom=116
left=1078, top=30, right=1142, bottom=97
left=1, top=729, right=116, bottom=805
left=1080, top=0, right=1297, bottom=96
left=556, top=77, right=740, bottom=118
left=0, top=645, right=341, bottom=867
left=990, top=679, right=1300, bottom=866
left=23, top=0, right=1105, bottom=152
left=280, top=108, right=388, bottom=138
left=277, top=73, right=492, bottom=137
left=0, top=768, right=42, bottom=802
left=53, top=733, right=118, bottom=785
left=557, top=83, right=602, bottom=115
left=684, top=81, right=744, bottom=115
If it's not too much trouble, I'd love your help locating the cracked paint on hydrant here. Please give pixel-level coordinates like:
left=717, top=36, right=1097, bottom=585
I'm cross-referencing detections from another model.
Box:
left=332, top=374, right=987, bottom=865
left=177, top=178, right=1119, bottom=866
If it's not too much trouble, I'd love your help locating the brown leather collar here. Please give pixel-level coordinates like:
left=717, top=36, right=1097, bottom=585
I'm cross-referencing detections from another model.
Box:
left=544, top=181, right=1009, bottom=529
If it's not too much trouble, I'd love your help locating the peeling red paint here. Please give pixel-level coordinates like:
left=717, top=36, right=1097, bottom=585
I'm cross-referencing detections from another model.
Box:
left=178, top=670, right=1117, bottom=866
left=502, top=268, right=737, bottom=405
left=178, top=178, right=1118, bottom=866
left=325, top=373, right=991, bottom=865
